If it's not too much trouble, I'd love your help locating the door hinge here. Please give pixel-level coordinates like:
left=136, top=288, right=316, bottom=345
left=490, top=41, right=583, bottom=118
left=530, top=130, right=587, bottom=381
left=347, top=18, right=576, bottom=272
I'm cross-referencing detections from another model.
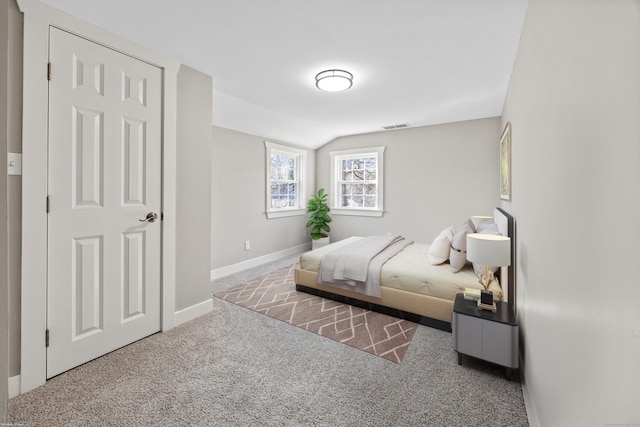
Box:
left=45, top=329, right=50, bottom=347
left=161, top=212, right=164, bottom=221
left=46, top=195, right=50, bottom=213
left=47, top=62, right=51, bottom=81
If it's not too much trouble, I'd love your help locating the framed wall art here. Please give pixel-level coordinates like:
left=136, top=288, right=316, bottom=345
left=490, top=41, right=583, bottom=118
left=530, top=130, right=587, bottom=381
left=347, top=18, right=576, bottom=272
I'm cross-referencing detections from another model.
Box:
left=500, top=122, right=511, bottom=201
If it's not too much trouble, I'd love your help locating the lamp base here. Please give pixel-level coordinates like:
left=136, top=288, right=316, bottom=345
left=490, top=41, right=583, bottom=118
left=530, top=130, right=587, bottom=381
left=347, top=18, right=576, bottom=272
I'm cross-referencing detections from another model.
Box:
left=477, top=300, right=497, bottom=312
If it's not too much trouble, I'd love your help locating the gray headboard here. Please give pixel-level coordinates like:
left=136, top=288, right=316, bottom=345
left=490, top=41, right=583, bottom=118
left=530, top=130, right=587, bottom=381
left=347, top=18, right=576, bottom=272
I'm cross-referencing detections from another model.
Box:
left=494, top=207, right=516, bottom=314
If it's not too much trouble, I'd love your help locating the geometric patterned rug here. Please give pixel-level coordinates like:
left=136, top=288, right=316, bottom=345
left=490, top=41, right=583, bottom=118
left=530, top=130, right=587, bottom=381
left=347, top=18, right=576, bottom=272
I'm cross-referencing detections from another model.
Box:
left=213, top=264, right=418, bottom=363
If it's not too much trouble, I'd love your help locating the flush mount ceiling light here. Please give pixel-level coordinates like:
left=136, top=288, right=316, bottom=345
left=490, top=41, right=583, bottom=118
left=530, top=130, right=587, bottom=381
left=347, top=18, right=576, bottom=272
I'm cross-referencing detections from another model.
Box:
left=315, top=69, right=353, bottom=92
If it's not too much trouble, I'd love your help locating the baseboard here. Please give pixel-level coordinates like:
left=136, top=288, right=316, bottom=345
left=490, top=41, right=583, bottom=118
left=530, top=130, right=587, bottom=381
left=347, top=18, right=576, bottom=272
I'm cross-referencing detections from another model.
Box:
left=174, top=298, right=213, bottom=327
left=520, top=357, right=540, bottom=427
left=210, top=242, right=310, bottom=280
left=9, top=374, right=20, bottom=398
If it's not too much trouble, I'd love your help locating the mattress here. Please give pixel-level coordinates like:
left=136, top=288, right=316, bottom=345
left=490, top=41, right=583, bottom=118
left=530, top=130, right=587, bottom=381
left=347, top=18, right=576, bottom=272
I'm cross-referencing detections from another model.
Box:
left=300, top=236, right=503, bottom=302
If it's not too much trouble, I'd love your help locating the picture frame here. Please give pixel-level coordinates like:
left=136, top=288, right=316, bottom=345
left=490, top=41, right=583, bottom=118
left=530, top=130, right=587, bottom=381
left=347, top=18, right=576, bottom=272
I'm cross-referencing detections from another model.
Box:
left=500, top=122, right=512, bottom=201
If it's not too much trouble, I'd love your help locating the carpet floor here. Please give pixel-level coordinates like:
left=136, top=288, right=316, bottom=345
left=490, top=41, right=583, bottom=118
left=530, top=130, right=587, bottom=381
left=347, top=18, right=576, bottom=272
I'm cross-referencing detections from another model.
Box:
left=214, top=264, right=417, bottom=363
left=9, top=256, right=529, bottom=426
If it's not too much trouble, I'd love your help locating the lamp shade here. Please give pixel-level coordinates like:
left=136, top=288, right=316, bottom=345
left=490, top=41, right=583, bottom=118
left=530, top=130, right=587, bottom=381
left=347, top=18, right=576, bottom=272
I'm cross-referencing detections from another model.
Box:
left=466, top=233, right=511, bottom=267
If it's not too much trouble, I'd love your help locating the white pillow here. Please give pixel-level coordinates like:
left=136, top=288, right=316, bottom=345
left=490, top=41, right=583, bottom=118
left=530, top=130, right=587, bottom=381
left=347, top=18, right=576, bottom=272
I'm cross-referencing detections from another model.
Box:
left=476, top=221, right=498, bottom=234
left=450, top=220, right=474, bottom=273
left=472, top=222, right=502, bottom=276
left=427, top=225, right=455, bottom=265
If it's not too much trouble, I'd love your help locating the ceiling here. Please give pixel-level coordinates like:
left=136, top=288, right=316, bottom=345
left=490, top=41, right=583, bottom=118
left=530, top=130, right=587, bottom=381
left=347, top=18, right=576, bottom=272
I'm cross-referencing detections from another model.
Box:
left=38, top=0, right=529, bottom=149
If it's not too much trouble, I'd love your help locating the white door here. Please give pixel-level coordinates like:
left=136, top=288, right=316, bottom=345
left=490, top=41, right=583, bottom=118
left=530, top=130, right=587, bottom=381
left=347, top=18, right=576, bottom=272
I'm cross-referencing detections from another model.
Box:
left=47, top=28, right=162, bottom=378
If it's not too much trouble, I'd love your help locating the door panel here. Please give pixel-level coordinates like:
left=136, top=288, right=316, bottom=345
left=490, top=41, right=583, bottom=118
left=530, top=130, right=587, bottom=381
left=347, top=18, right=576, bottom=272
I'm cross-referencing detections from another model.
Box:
left=72, top=235, right=103, bottom=339
left=47, top=28, right=162, bottom=378
left=122, top=230, right=146, bottom=321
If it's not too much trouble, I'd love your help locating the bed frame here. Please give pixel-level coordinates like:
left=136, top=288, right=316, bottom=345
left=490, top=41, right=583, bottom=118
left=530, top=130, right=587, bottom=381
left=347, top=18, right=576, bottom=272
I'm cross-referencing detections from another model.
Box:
left=294, top=208, right=515, bottom=332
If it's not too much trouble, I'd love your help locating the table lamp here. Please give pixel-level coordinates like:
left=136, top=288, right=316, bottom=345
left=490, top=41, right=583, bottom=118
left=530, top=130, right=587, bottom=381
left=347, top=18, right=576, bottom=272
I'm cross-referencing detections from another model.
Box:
left=466, top=233, right=511, bottom=311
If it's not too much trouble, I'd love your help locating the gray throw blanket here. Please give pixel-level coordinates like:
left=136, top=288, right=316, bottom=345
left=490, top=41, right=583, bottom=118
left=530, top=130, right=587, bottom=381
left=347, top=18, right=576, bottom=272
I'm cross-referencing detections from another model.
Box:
left=317, top=234, right=412, bottom=298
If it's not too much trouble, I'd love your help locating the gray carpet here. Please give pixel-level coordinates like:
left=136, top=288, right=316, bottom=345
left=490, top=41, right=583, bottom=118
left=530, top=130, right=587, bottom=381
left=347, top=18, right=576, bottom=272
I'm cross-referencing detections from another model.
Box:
left=9, top=254, right=529, bottom=426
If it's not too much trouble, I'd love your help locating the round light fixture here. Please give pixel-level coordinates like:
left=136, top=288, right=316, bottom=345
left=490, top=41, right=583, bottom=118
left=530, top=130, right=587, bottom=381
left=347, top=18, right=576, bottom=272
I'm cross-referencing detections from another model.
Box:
left=315, top=69, right=353, bottom=92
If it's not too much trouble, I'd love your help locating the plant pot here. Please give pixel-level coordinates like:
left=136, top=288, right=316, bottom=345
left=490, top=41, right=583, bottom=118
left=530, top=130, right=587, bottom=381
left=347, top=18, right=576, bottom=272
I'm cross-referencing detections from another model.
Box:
left=312, top=236, right=330, bottom=250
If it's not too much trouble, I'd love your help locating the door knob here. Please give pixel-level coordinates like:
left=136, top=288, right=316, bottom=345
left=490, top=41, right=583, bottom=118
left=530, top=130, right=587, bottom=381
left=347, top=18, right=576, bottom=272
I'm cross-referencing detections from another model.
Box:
left=139, top=212, right=158, bottom=223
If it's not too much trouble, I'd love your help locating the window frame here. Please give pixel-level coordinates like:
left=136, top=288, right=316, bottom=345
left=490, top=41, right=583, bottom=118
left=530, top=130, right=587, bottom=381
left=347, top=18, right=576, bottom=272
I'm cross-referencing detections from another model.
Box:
left=329, top=146, right=385, bottom=217
left=265, top=141, right=307, bottom=219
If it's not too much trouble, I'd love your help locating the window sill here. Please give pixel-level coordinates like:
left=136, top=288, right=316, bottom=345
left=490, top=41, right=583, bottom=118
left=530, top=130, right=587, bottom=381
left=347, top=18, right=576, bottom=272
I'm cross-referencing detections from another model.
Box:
left=331, top=209, right=384, bottom=218
left=266, top=209, right=306, bottom=219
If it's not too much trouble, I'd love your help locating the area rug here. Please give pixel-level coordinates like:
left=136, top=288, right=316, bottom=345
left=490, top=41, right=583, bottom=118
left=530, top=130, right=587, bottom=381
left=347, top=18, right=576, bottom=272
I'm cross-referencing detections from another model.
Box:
left=214, top=264, right=417, bottom=363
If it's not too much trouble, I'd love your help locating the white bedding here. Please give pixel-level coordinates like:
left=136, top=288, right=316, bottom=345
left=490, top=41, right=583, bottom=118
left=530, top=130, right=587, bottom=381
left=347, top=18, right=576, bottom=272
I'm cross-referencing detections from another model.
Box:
left=317, top=234, right=412, bottom=297
left=300, top=237, right=503, bottom=302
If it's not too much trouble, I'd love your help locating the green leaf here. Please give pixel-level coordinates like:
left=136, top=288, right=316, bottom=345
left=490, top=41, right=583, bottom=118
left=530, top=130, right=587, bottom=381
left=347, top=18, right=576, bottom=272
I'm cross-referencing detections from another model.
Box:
left=305, top=188, right=332, bottom=238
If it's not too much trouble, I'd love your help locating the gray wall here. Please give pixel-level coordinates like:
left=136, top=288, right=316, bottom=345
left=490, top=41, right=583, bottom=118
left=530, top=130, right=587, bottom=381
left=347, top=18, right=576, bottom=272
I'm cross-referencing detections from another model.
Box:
left=211, top=126, right=315, bottom=270
left=176, top=65, right=213, bottom=310
left=502, top=0, right=640, bottom=425
left=316, top=118, right=501, bottom=243
left=2, top=0, right=22, bottom=381
left=1, top=0, right=11, bottom=418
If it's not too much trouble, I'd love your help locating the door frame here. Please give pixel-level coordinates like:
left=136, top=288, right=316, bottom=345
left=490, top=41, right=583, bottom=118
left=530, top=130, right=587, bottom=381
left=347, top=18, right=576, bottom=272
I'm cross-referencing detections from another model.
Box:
left=18, top=0, right=179, bottom=393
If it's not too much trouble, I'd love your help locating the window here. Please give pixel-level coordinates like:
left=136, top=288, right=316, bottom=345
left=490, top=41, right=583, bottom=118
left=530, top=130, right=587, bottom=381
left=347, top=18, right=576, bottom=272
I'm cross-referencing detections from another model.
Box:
left=265, top=141, right=306, bottom=218
left=330, top=146, right=385, bottom=217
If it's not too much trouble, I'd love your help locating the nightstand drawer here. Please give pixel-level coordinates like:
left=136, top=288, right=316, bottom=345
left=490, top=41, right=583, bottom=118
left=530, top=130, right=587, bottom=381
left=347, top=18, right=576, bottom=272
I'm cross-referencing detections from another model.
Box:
left=453, top=312, right=483, bottom=359
left=482, top=319, right=518, bottom=368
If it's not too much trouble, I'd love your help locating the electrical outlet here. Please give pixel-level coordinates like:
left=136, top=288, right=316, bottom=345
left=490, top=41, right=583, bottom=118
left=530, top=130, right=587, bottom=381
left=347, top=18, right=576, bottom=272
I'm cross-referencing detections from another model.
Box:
left=244, top=240, right=250, bottom=251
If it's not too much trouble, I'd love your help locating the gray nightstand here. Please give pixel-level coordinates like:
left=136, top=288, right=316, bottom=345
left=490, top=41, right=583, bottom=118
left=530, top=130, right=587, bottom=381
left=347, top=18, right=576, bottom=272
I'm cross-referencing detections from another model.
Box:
left=452, top=293, right=519, bottom=380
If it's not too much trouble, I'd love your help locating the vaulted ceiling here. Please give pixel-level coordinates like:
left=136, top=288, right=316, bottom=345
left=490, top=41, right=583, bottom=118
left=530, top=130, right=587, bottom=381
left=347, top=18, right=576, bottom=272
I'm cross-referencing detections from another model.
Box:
left=39, top=0, right=528, bottom=148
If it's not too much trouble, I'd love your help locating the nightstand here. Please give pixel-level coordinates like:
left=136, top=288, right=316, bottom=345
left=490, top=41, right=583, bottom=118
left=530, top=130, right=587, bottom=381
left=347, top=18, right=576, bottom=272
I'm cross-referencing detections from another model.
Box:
left=452, top=293, right=519, bottom=380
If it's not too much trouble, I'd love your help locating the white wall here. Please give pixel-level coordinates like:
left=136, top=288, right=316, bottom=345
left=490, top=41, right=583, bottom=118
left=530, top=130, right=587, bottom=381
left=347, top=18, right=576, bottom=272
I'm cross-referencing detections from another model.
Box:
left=502, top=1, right=640, bottom=425
left=211, top=126, right=315, bottom=271
left=316, top=118, right=501, bottom=243
left=176, top=65, right=212, bottom=311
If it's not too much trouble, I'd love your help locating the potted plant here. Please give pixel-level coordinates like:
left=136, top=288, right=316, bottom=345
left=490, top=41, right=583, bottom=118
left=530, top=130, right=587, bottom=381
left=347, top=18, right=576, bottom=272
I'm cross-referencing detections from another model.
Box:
left=306, top=188, right=332, bottom=250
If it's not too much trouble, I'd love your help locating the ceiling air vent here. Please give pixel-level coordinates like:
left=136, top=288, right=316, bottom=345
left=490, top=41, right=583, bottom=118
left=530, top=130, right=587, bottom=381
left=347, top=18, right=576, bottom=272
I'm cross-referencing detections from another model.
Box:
left=382, top=123, right=410, bottom=130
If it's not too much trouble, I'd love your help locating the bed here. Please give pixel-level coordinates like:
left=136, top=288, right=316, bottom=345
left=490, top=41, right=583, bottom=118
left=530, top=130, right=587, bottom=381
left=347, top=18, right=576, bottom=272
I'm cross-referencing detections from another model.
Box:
left=294, top=207, right=515, bottom=331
